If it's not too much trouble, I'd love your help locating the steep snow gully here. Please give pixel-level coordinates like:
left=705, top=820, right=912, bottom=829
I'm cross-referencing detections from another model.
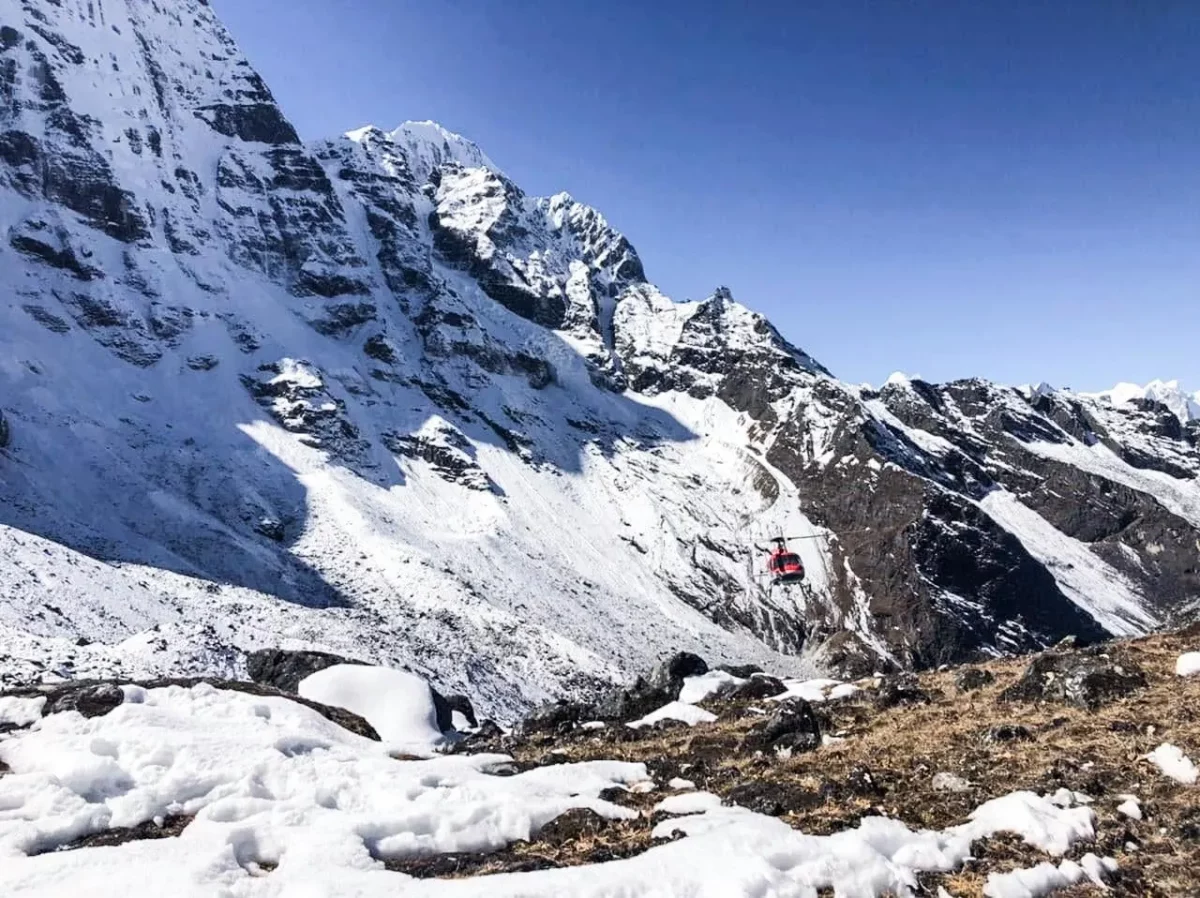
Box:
left=1, top=0, right=1199, bottom=718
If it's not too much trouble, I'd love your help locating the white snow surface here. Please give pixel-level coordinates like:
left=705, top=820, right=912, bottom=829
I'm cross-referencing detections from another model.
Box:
left=1176, top=652, right=1200, bottom=677
left=1116, top=797, right=1142, bottom=821
left=983, top=854, right=1116, bottom=898
left=979, top=490, right=1156, bottom=636
left=628, top=701, right=717, bottom=729
left=0, top=685, right=1112, bottom=896
left=678, top=670, right=746, bottom=704
left=298, top=664, right=446, bottom=752
left=1144, top=743, right=1199, bottom=784
left=0, top=697, right=45, bottom=728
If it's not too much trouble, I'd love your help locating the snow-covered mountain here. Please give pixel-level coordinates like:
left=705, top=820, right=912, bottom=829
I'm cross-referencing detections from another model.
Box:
left=1082, top=380, right=1200, bottom=425
left=1, top=0, right=1198, bottom=718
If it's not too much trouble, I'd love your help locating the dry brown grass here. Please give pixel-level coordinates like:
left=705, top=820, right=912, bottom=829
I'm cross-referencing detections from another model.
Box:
left=500, top=628, right=1200, bottom=896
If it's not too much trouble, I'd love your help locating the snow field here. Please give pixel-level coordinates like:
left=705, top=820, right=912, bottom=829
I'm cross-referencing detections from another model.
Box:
left=0, top=685, right=1120, bottom=897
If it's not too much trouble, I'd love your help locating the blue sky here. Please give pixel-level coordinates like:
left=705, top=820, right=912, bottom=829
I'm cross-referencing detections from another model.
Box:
left=215, top=0, right=1200, bottom=391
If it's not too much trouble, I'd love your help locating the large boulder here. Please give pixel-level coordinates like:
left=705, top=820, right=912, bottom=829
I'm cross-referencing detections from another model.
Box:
left=517, top=699, right=596, bottom=737
left=246, top=648, right=365, bottom=693
left=647, top=652, right=709, bottom=693
left=742, top=697, right=821, bottom=754
left=44, top=682, right=125, bottom=719
left=246, top=650, right=464, bottom=734
left=999, top=650, right=1148, bottom=711
left=873, top=672, right=930, bottom=709
left=593, top=652, right=709, bottom=723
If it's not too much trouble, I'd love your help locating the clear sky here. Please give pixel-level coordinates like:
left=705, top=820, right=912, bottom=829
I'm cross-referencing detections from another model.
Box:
left=214, top=0, right=1200, bottom=392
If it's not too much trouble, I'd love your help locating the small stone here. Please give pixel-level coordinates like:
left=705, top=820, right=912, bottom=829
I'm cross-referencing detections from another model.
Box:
left=954, top=667, right=995, bottom=692
left=932, top=772, right=972, bottom=793
left=984, top=724, right=1034, bottom=743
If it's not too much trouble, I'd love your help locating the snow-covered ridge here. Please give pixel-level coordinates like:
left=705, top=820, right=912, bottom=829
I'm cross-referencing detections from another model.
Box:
left=1081, top=379, right=1200, bottom=422
left=348, top=120, right=501, bottom=182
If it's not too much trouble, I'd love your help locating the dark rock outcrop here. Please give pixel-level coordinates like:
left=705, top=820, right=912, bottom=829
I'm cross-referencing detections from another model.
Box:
left=726, top=780, right=824, bottom=817
left=44, top=682, right=125, bottom=718
left=245, top=648, right=365, bottom=693
left=999, top=651, right=1148, bottom=711
left=742, top=697, right=821, bottom=754
left=955, top=667, right=995, bottom=692
left=873, top=672, right=931, bottom=709
left=730, top=675, right=787, bottom=701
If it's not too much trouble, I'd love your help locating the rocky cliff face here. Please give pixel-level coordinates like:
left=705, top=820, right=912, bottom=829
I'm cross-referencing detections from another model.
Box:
left=0, top=0, right=1197, bottom=716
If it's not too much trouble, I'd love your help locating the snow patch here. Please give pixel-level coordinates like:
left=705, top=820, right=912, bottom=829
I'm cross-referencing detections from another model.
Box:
left=297, top=664, right=446, bottom=753
left=1144, top=743, right=1198, bottom=784
left=628, top=701, right=717, bottom=729
left=1176, top=652, right=1200, bottom=677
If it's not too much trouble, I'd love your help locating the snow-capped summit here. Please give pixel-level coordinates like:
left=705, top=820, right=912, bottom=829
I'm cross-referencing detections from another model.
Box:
left=348, top=120, right=501, bottom=182
left=1086, top=380, right=1200, bottom=423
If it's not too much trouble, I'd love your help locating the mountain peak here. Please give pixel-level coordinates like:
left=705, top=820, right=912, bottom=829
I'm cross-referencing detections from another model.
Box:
left=348, top=120, right=499, bottom=182
left=1085, top=380, right=1200, bottom=422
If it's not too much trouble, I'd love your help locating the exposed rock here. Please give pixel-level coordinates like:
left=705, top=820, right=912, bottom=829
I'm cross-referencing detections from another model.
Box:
left=245, top=647, right=365, bottom=693
left=518, top=699, right=595, bottom=737
left=185, top=354, right=219, bottom=371
left=844, top=765, right=886, bottom=798
left=253, top=517, right=286, bottom=542
left=44, top=816, right=192, bottom=855
left=984, top=724, right=1034, bottom=743
left=955, top=667, right=995, bottom=692
left=43, top=682, right=125, bottom=718
left=999, top=651, right=1148, bottom=711
left=729, top=675, right=787, bottom=700
left=873, top=672, right=930, bottom=709
left=647, top=652, right=708, bottom=695
left=445, top=693, right=478, bottom=729
left=0, top=408, right=8, bottom=449
left=742, top=698, right=821, bottom=754
left=726, top=780, right=824, bottom=817
left=536, top=808, right=610, bottom=845
left=717, top=664, right=764, bottom=679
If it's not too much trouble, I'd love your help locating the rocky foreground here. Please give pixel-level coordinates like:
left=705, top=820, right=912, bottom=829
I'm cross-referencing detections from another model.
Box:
left=2, top=628, right=1198, bottom=896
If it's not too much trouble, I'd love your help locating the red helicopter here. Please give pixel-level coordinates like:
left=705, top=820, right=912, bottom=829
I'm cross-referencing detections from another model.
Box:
left=754, top=535, right=820, bottom=584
